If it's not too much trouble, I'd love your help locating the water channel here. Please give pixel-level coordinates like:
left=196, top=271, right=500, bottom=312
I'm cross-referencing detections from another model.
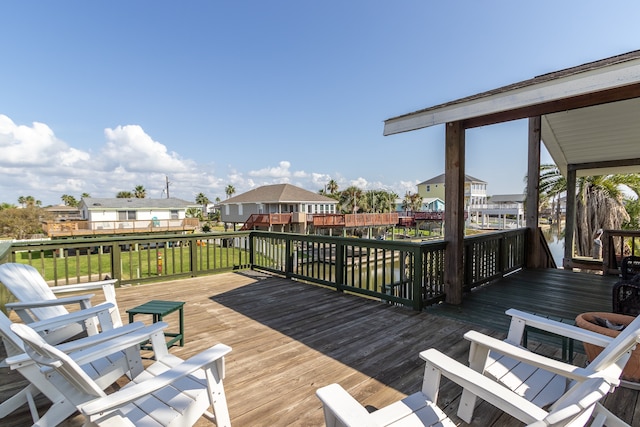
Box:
left=543, top=225, right=565, bottom=267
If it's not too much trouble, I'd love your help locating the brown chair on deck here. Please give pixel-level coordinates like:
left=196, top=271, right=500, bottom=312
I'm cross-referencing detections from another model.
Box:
left=620, top=255, right=640, bottom=280
left=613, top=273, right=640, bottom=316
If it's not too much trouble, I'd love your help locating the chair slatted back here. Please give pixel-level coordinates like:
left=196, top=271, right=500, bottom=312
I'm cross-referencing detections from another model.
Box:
left=0, top=263, right=68, bottom=320
left=11, top=323, right=106, bottom=398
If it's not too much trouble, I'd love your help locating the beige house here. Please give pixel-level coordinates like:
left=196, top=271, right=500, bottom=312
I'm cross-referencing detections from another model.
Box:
left=219, top=184, right=338, bottom=232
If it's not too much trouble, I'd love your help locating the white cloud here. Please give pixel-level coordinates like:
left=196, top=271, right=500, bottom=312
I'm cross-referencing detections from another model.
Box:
left=0, top=114, right=417, bottom=206
left=102, top=125, right=192, bottom=173
left=350, top=177, right=369, bottom=188
left=248, top=161, right=292, bottom=178
left=0, top=114, right=90, bottom=167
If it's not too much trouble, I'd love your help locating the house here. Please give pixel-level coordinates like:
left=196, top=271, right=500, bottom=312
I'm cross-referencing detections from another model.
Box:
left=394, top=197, right=445, bottom=213
left=219, top=184, right=338, bottom=232
left=43, top=205, right=83, bottom=221
left=417, top=173, right=487, bottom=206
left=42, top=197, right=200, bottom=237
left=468, top=193, right=525, bottom=229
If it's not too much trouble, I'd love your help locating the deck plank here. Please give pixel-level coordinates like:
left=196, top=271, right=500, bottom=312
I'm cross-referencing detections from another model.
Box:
left=1, top=268, right=637, bottom=426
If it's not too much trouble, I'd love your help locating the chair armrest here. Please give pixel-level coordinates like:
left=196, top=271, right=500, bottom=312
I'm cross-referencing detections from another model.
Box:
left=316, top=383, right=377, bottom=427
left=6, top=293, right=95, bottom=310
left=464, top=330, right=598, bottom=382
left=49, top=279, right=117, bottom=295
left=506, top=309, right=612, bottom=347
left=80, top=343, right=232, bottom=417
left=62, top=322, right=169, bottom=367
left=27, top=303, right=114, bottom=334
left=420, top=348, right=549, bottom=424
left=5, top=319, right=147, bottom=366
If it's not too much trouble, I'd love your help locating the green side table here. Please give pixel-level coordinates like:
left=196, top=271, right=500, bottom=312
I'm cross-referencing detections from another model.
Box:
left=127, top=300, right=185, bottom=348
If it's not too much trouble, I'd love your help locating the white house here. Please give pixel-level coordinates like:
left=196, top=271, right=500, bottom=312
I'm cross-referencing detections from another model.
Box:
left=41, top=198, right=201, bottom=237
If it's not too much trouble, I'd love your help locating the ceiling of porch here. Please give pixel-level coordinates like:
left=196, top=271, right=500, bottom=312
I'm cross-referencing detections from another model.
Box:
left=383, top=50, right=640, bottom=177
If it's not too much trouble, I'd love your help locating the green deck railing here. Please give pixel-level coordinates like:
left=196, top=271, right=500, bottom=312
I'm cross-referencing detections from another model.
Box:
left=1, top=228, right=528, bottom=311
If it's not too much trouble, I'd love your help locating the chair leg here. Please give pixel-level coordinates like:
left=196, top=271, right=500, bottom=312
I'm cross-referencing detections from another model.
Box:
left=0, top=385, right=38, bottom=421
left=204, top=366, right=231, bottom=427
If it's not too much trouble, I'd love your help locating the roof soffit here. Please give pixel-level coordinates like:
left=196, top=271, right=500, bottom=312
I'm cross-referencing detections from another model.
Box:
left=384, top=55, right=640, bottom=136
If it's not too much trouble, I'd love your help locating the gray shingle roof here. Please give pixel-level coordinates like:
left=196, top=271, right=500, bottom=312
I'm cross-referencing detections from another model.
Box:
left=221, top=184, right=336, bottom=204
left=489, top=194, right=525, bottom=203
left=81, top=197, right=198, bottom=210
left=418, top=173, right=486, bottom=185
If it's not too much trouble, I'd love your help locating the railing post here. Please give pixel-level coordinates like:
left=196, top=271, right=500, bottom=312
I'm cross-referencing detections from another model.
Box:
left=463, top=242, right=472, bottom=287
left=335, top=241, right=344, bottom=292
left=249, top=232, right=255, bottom=269
left=412, top=246, right=423, bottom=311
left=111, top=243, right=122, bottom=283
left=602, top=230, right=613, bottom=274
left=189, top=237, right=198, bottom=276
left=285, top=237, right=293, bottom=278
left=499, top=233, right=506, bottom=275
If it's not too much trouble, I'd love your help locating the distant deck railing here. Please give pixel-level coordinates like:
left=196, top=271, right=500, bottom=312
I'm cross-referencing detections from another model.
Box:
left=1, top=229, right=529, bottom=311
left=42, top=218, right=200, bottom=237
left=602, top=229, right=640, bottom=275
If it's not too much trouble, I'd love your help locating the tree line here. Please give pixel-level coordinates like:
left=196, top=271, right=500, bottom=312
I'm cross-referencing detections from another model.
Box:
left=318, top=179, right=420, bottom=214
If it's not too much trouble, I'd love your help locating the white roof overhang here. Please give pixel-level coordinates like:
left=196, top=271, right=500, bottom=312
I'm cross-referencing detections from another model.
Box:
left=384, top=50, right=640, bottom=177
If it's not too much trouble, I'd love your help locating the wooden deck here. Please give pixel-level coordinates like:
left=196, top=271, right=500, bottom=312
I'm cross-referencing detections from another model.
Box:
left=2, top=268, right=639, bottom=426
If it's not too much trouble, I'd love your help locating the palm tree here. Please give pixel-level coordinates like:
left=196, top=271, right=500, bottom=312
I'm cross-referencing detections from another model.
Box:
left=185, top=207, right=201, bottom=218
left=17, top=196, right=26, bottom=207
left=339, top=186, right=364, bottom=214
left=61, top=194, right=78, bottom=206
left=225, top=185, right=236, bottom=199
left=537, top=164, right=640, bottom=256
left=81, top=192, right=91, bottom=199
left=133, top=185, right=146, bottom=199
left=327, top=179, right=339, bottom=195
left=195, top=192, right=210, bottom=216
left=116, top=191, right=134, bottom=198
left=379, top=190, right=398, bottom=213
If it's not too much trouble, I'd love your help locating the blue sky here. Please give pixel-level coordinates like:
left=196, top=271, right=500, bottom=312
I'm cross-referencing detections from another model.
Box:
left=1, top=1, right=639, bottom=206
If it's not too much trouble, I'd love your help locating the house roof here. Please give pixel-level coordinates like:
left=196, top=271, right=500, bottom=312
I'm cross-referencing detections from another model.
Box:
left=489, top=194, right=525, bottom=203
left=221, top=184, right=337, bottom=204
left=423, top=197, right=444, bottom=204
left=418, top=173, right=486, bottom=185
left=384, top=50, right=640, bottom=177
left=81, top=197, right=197, bottom=210
left=45, top=205, right=81, bottom=213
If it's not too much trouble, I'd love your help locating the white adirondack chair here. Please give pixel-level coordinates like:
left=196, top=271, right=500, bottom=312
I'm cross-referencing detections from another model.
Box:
left=0, top=303, right=160, bottom=426
left=0, top=262, right=122, bottom=343
left=8, top=322, right=232, bottom=427
left=316, top=348, right=623, bottom=427
left=458, top=308, right=640, bottom=422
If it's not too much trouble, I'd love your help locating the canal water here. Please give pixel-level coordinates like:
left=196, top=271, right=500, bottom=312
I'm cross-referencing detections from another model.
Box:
left=543, top=226, right=565, bottom=267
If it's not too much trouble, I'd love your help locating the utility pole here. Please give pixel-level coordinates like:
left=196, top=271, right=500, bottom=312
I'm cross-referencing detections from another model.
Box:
left=165, top=175, right=171, bottom=198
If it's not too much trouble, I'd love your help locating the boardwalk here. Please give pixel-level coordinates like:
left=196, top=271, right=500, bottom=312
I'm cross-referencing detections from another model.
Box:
left=2, top=268, right=639, bottom=426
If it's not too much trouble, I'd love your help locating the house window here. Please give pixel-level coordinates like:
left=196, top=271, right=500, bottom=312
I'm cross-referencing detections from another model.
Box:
left=170, top=210, right=179, bottom=219
left=426, top=185, right=430, bottom=192
left=118, top=210, right=136, bottom=221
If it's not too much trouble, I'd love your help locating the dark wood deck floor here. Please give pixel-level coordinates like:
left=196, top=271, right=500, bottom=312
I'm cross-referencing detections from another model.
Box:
left=2, top=268, right=638, bottom=426
left=428, top=268, right=614, bottom=333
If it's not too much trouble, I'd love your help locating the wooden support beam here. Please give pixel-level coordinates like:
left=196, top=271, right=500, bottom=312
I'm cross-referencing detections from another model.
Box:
left=444, top=121, right=465, bottom=305
left=526, top=116, right=542, bottom=268
left=563, top=169, right=577, bottom=268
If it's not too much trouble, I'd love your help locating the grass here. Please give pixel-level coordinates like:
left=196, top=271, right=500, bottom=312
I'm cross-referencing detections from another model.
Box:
left=11, top=244, right=249, bottom=283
